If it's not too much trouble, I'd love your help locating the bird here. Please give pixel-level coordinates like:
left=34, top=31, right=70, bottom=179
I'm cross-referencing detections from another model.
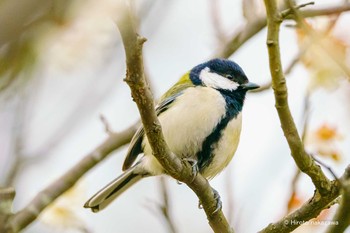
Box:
left=84, top=58, right=259, bottom=212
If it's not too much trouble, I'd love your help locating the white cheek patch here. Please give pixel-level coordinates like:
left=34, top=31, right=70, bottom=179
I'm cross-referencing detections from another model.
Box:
left=199, top=67, right=239, bottom=91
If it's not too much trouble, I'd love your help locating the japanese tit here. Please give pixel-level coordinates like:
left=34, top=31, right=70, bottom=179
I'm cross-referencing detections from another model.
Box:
left=84, top=58, right=259, bottom=212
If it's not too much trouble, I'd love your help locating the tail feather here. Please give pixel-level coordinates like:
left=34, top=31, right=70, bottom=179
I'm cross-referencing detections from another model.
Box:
left=84, top=167, right=142, bottom=212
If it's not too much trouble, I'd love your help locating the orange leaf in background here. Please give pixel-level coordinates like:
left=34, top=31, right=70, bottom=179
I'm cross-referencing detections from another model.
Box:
left=287, top=192, right=303, bottom=212
left=330, top=152, right=341, bottom=161
left=296, top=19, right=349, bottom=90
left=315, top=124, right=339, bottom=141
left=317, top=149, right=342, bottom=162
left=305, top=124, right=343, bottom=162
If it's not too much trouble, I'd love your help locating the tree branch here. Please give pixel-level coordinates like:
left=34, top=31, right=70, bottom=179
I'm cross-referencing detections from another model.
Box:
left=0, top=188, right=15, bottom=233
left=5, top=126, right=136, bottom=233
left=264, top=0, right=331, bottom=194
left=301, top=3, right=350, bottom=18
left=259, top=2, right=350, bottom=232
left=216, top=2, right=350, bottom=58
left=259, top=181, right=340, bottom=233
left=259, top=165, right=350, bottom=233
left=287, top=1, right=350, bottom=81
left=116, top=1, right=233, bottom=232
left=326, top=165, right=350, bottom=233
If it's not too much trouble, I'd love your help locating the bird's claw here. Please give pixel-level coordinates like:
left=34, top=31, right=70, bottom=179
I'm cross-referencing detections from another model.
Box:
left=212, top=188, right=222, bottom=214
left=197, top=188, right=222, bottom=214
left=182, top=158, right=199, bottom=181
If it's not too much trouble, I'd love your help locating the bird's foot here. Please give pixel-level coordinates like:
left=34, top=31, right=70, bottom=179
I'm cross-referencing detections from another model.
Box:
left=212, top=188, right=222, bottom=214
left=198, top=188, right=222, bottom=214
left=182, top=158, right=199, bottom=181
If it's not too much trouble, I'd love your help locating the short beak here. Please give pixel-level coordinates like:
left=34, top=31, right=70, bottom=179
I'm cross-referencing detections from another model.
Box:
left=241, top=82, right=260, bottom=91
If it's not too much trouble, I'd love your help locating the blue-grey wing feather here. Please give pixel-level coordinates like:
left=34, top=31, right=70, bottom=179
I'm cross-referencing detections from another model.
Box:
left=122, top=92, right=183, bottom=171
left=155, top=91, right=183, bottom=115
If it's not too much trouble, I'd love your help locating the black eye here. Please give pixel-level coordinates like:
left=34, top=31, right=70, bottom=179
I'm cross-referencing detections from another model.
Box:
left=225, top=74, right=234, bottom=80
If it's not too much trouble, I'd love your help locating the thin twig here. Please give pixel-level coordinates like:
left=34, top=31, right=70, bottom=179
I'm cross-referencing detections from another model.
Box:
left=301, top=3, right=350, bottom=18
left=301, top=90, right=311, bottom=143
left=250, top=46, right=307, bottom=93
left=144, top=178, right=177, bottom=233
left=287, top=0, right=350, bottom=81
left=286, top=169, right=301, bottom=214
left=99, top=114, right=113, bottom=135
left=215, top=2, right=350, bottom=58
left=158, top=177, right=177, bottom=233
left=326, top=165, right=350, bottom=233
left=252, top=5, right=346, bottom=94
left=251, top=7, right=346, bottom=93
left=281, top=1, right=315, bottom=18
left=311, top=155, right=339, bottom=182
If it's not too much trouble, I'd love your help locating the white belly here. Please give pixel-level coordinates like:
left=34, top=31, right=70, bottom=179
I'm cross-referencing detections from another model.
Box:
left=141, top=86, right=241, bottom=176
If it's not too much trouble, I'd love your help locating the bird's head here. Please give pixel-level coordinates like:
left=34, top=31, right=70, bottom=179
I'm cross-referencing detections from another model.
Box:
left=189, top=58, right=259, bottom=92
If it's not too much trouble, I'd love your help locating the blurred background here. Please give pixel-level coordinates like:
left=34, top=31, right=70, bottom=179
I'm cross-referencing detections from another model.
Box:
left=1, top=0, right=350, bottom=232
